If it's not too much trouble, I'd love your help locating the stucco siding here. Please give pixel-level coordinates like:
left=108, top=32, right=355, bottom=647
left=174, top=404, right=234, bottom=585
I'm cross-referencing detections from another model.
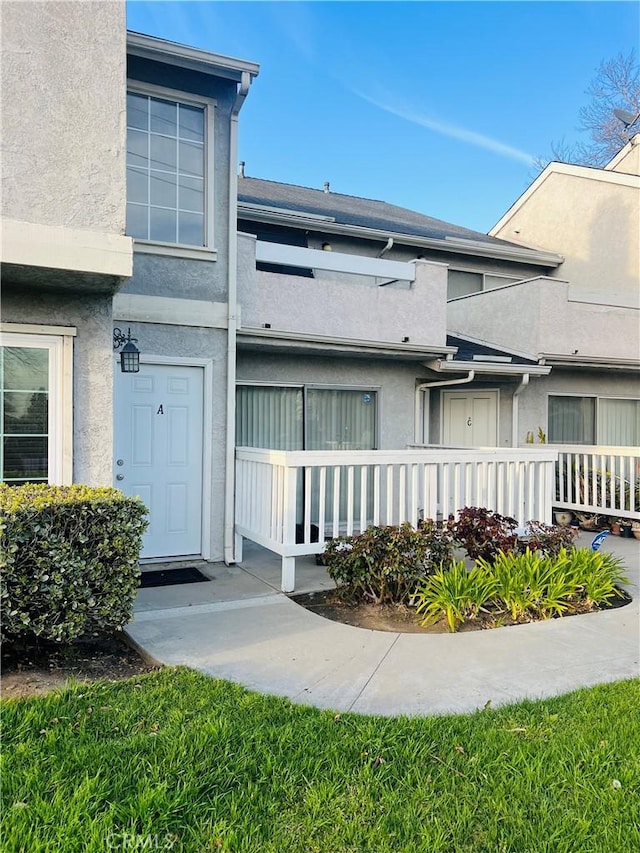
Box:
left=2, top=288, right=114, bottom=486
left=518, top=369, right=640, bottom=446
left=117, top=322, right=228, bottom=561
left=492, top=171, right=639, bottom=304
left=237, top=352, right=422, bottom=449
left=1, top=1, right=127, bottom=234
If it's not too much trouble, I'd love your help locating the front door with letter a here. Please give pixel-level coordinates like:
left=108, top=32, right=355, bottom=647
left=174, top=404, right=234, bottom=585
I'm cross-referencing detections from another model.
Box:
left=114, top=363, right=204, bottom=558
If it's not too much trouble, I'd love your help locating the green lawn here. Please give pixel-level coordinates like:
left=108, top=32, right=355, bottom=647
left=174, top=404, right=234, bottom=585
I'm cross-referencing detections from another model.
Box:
left=2, top=669, right=639, bottom=853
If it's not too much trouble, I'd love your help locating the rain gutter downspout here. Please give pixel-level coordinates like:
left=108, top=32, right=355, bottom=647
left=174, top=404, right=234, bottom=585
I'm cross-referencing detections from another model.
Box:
left=225, top=71, right=252, bottom=566
left=511, top=373, right=530, bottom=448
left=414, top=371, right=475, bottom=444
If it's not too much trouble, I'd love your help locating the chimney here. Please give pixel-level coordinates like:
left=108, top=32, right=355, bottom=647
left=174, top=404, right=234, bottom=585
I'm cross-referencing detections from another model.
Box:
left=239, top=161, right=246, bottom=178
left=323, top=181, right=330, bottom=193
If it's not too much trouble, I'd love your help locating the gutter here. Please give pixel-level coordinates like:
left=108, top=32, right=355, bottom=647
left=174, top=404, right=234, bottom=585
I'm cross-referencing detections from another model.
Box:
left=414, top=371, right=475, bottom=444
left=511, top=374, right=530, bottom=447
left=236, top=204, right=564, bottom=268
left=224, top=71, right=253, bottom=566
left=423, top=358, right=551, bottom=376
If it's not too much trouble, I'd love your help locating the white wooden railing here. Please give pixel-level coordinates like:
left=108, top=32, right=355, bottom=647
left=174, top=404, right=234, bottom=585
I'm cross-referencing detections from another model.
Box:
left=552, top=445, right=640, bottom=520
left=235, top=446, right=557, bottom=591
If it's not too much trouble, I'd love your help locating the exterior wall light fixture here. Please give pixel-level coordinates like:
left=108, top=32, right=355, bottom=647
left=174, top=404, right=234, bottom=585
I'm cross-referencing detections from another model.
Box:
left=113, top=327, right=140, bottom=373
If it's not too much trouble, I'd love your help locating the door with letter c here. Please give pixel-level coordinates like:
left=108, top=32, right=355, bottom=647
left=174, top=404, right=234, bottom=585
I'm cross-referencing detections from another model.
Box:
left=441, top=390, right=498, bottom=447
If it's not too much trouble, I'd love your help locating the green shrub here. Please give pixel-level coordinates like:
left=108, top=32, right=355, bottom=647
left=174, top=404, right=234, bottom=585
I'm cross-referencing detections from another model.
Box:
left=323, top=521, right=454, bottom=605
left=0, top=484, right=148, bottom=642
left=414, top=560, right=497, bottom=632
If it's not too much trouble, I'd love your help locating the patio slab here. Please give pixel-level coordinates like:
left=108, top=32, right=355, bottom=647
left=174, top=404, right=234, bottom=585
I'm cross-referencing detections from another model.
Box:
left=126, top=533, right=640, bottom=717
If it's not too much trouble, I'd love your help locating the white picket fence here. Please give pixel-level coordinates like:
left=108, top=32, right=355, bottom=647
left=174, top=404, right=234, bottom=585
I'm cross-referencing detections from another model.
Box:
left=552, top=445, right=640, bottom=520
left=235, top=446, right=557, bottom=591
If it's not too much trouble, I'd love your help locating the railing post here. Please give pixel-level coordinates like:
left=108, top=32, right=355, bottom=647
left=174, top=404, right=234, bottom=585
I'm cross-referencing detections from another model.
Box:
left=281, top=464, right=298, bottom=592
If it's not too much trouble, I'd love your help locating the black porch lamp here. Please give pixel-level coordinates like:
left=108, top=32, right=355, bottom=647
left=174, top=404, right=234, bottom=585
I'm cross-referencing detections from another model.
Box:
left=113, top=327, right=140, bottom=373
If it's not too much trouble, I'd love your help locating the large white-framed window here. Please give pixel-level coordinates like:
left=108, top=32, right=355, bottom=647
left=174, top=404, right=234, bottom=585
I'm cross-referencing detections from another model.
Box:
left=548, top=394, right=640, bottom=446
left=0, top=329, right=74, bottom=485
left=126, top=81, right=215, bottom=257
left=236, top=383, right=379, bottom=451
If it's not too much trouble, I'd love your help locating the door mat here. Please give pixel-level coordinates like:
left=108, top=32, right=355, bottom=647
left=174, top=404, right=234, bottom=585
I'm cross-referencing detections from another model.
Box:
left=140, top=567, right=211, bottom=588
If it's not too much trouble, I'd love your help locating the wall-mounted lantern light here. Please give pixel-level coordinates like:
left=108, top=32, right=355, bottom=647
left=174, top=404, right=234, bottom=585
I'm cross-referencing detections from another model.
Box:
left=113, top=327, right=140, bottom=373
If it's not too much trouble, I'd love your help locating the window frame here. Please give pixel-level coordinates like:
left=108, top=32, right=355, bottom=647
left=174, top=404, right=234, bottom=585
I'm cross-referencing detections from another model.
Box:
left=546, top=392, right=640, bottom=447
left=0, top=327, right=74, bottom=485
left=126, top=80, right=217, bottom=261
left=236, top=381, right=381, bottom=451
left=447, top=266, right=523, bottom=300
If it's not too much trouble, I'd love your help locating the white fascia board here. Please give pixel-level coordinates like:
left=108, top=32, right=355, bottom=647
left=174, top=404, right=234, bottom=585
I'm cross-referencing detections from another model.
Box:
left=539, top=354, right=640, bottom=370
left=127, top=31, right=259, bottom=81
left=1, top=219, right=133, bottom=279
left=113, top=294, right=229, bottom=329
left=239, top=201, right=335, bottom=222
left=425, top=358, right=551, bottom=376
left=241, top=207, right=561, bottom=267
left=238, top=327, right=456, bottom=357
left=255, top=241, right=416, bottom=280
left=490, top=162, right=640, bottom=236
left=604, top=133, right=640, bottom=171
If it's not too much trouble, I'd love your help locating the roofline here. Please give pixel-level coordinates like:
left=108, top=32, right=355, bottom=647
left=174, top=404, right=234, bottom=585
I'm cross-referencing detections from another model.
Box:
left=604, top=132, right=640, bottom=171
left=538, top=353, right=640, bottom=371
left=489, top=160, right=640, bottom=236
left=237, top=327, right=456, bottom=359
left=127, top=31, right=260, bottom=82
left=446, top=331, right=545, bottom=363
left=237, top=203, right=564, bottom=268
left=425, top=358, right=551, bottom=377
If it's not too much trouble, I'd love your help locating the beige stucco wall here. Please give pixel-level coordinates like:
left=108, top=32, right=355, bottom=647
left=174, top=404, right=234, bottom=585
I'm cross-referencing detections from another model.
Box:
left=448, top=278, right=640, bottom=361
left=1, top=0, right=127, bottom=234
left=492, top=169, right=639, bottom=307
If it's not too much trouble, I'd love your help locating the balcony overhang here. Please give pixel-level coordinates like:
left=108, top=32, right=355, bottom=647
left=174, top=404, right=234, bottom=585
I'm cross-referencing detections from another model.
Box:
left=424, top=357, right=551, bottom=376
left=1, top=219, right=133, bottom=295
left=238, top=327, right=456, bottom=361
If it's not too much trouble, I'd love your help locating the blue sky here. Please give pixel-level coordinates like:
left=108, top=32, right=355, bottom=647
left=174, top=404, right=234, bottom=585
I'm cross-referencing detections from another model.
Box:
left=127, top=1, right=639, bottom=232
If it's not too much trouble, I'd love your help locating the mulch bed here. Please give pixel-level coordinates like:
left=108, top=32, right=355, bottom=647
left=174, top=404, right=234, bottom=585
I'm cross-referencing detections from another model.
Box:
left=292, top=587, right=633, bottom=634
left=1, top=634, right=157, bottom=700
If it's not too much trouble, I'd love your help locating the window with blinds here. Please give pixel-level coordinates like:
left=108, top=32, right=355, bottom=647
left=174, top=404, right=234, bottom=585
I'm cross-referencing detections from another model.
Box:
left=548, top=395, right=640, bottom=446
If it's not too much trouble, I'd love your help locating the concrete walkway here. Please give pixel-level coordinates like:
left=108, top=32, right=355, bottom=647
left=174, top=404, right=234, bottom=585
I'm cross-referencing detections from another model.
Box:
left=126, top=535, right=640, bottom=716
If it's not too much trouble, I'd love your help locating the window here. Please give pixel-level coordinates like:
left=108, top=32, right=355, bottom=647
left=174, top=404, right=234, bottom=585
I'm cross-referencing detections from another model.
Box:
left=0, top=332, right=72, bottom=484
left=236, top=385, right=378, bottom=450
left=126, top=89, right=210, bottom=248
left=548, top=395, right=640, bottom=446
left=447, top=269, right=522, bottom=300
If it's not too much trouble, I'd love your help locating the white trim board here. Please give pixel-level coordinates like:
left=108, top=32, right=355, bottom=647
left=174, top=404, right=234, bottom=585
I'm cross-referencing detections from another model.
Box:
left=113, top=294, right=230, bottom=329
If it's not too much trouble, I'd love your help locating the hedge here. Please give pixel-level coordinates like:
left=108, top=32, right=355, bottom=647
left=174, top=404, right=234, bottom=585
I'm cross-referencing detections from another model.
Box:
left=0, top=484, right=148, bottom=642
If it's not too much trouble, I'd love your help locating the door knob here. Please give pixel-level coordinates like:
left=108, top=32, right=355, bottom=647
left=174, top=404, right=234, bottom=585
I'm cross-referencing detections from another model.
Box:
left=116, top=474, right=125, bottom=481
left=116, top=459, right=124, bottom=466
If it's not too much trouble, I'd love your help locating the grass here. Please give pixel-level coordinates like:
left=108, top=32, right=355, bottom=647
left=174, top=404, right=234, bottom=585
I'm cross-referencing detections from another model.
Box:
left=2, top=669, right=639, bottom=853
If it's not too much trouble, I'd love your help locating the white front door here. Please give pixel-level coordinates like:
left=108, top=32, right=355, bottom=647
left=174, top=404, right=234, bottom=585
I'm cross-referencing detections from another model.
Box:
left=442, top=390, right=498, bottom=447
left=115, top=362, right=204, bottom=559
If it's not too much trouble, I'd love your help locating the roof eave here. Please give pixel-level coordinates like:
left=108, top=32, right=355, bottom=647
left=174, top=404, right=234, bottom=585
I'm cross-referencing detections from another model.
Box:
left=127, top=31, right=260, bottom=82
left=425, top=358, right=551, bottom=376
left=237, top=203, right=564, bottom=268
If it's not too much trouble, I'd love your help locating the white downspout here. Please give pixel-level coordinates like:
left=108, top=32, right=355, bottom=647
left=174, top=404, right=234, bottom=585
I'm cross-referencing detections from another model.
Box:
left=414, top=371, right=475, bottom=444
left=224, top=71, right=252, bottom=566
left=511, top=373, right=530, bottom=448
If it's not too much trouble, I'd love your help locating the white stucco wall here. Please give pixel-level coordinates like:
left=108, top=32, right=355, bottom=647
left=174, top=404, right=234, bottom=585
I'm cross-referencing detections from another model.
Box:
left=1, top=1, right=127, bottom=234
